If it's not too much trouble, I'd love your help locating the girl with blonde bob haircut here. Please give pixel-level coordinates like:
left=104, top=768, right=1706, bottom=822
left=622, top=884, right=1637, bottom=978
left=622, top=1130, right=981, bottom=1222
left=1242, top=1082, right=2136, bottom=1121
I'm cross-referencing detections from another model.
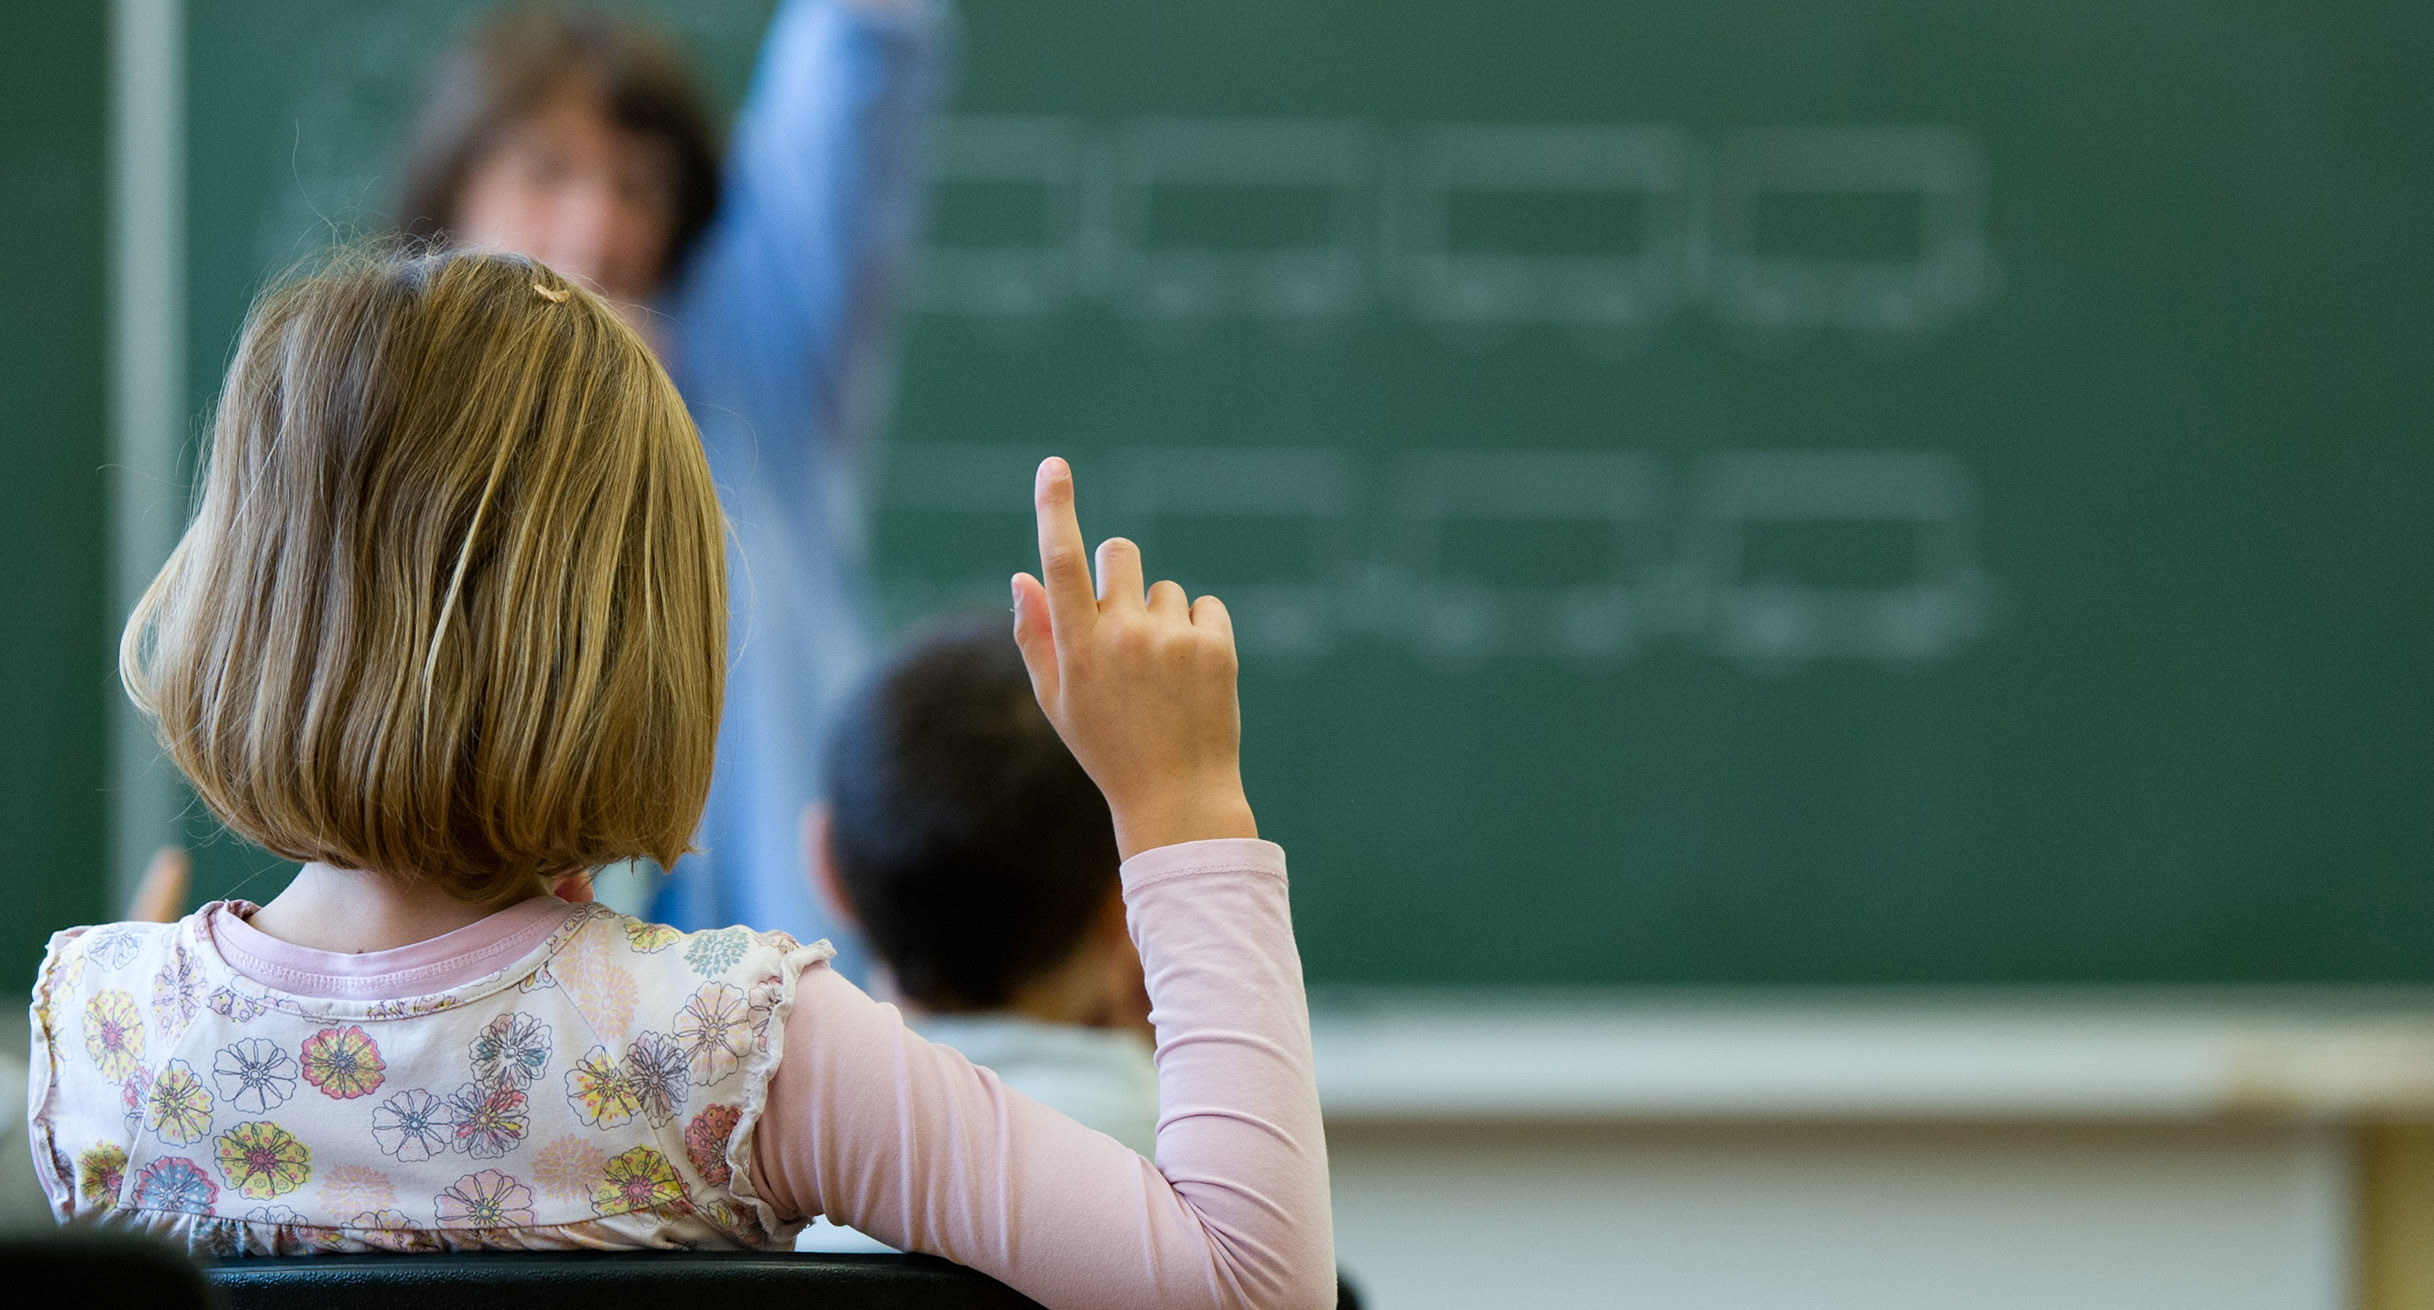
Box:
left=32, top=247, right=1333, bottom=1307
left=124, top=247, right=724, bottom=899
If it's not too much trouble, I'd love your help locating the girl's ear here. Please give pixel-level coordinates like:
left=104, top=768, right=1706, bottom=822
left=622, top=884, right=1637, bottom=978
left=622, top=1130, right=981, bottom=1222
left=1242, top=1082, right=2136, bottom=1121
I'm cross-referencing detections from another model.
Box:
left=802, top=803, right=858, bottom=928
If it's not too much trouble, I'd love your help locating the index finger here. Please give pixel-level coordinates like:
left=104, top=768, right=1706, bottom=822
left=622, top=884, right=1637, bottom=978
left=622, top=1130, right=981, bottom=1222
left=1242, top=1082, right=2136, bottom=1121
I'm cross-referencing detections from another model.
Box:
left=1034, top=457, right=1098, bottom=635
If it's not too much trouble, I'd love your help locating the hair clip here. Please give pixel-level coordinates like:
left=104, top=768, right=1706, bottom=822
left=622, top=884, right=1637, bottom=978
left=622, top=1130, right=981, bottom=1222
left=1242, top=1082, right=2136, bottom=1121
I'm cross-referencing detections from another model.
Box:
left=532, top=282, right=570, bottom=303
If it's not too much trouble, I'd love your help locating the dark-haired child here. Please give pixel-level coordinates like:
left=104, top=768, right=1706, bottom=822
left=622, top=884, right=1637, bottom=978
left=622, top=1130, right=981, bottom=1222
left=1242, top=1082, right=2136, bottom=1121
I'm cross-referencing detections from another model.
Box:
left=811, top=617, right=1157, bottom=1155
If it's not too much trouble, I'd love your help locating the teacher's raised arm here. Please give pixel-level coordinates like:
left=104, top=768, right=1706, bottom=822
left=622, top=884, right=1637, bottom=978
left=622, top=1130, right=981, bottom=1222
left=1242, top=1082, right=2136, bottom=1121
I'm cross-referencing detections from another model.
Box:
left=392, top=0, right=955, bottom=957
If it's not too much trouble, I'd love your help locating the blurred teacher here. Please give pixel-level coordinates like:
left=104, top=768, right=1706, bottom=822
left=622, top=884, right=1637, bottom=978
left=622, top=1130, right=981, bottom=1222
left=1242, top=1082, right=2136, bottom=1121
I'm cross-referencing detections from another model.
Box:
left=394, top=0, right=949, bottom=968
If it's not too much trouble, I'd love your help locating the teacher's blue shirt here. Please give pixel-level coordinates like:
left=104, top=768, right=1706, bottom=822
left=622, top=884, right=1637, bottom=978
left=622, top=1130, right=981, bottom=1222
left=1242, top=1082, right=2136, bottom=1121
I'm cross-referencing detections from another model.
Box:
left=652, top=0, right=949, bottom=976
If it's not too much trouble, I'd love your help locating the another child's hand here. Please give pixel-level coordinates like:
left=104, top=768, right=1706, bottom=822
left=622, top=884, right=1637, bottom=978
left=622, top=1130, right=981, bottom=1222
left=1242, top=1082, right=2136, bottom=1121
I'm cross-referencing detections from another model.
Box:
left=126, top=846, right=191, bottom=923
left=1012, top=457, right=1257, bottom=860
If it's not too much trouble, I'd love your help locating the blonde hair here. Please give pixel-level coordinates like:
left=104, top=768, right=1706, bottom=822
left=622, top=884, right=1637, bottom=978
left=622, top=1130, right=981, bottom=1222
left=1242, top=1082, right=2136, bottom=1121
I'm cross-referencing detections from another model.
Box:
left=123, top=246, right=726, bottom=902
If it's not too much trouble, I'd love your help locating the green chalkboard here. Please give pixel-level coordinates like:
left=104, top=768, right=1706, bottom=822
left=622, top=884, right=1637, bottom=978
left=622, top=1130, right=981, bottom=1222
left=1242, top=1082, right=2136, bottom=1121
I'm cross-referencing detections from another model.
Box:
left=185, top=1, right=2434, bottom=984
left=2, top=4, right=111, bottom=984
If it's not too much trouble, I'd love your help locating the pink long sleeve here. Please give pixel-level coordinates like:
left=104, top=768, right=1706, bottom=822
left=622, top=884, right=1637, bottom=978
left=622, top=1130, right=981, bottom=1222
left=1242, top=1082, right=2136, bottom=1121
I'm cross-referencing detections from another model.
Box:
left=747, top=838, right=1334, bottom=1309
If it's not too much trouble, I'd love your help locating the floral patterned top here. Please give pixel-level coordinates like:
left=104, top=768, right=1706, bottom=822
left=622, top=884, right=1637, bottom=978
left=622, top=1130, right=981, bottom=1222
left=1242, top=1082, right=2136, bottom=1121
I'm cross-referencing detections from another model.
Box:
left=26, top=900, right=828, bottom=1256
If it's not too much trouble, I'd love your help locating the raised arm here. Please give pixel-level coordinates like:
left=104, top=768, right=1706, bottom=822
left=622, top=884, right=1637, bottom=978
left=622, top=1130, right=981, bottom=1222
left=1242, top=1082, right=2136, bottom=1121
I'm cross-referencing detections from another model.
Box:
left=667, top=0, right=949, bottom=493
left=745, top=462, right=1335, bottom=1308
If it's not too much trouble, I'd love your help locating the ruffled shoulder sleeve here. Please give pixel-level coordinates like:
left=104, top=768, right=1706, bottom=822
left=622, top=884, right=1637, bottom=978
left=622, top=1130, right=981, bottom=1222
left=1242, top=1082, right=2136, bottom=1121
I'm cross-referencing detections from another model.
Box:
left=26, top=924, right=92, bottom=1217
left=707, top=928, right=834, bottom=1244
left=570, top=915, right=834, bottom=1246
left=26, top=919, right=187, bottom=1220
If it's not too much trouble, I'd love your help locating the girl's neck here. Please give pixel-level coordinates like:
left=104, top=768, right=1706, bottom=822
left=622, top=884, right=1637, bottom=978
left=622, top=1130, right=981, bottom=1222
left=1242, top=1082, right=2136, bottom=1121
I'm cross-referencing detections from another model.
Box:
left=245, top=862, right=546, bottom=954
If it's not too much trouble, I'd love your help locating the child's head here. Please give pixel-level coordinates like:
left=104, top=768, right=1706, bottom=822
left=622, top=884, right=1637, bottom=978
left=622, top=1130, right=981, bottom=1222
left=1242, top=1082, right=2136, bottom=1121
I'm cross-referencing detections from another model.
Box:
left=818, top=616, right=1125, bottom=1015
left=397, top=4, right=722, bottom=307
left=123, top=246, right=727, bottom=903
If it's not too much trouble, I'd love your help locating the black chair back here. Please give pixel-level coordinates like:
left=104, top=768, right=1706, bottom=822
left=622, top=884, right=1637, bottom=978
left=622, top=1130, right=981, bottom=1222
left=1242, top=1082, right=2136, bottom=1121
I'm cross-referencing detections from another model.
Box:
left=6, top=1233, right=1359, bottom=1309
left=204, top=1251, right=1047, bottom=1310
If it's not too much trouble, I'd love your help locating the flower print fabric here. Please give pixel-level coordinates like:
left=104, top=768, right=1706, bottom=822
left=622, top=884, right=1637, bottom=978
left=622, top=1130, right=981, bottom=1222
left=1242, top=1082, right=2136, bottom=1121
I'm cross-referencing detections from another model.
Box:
left=153, top=946, right=202, bottom=1041
left=133, top=1157, right=219, bottom=1214
left=299, top=1026, right=385, bottom=1099
left=625, top=922, right=681, bottom=953
left=87, top=928, right=143, bottom=969
left=321, top=1164, right=394, bottom=1215
left=240, top=1205, right=338, bottom=1255
left=216, top=1122, right=311, bottom=1199
left=677, top=985, right=753, bottom=1084
left=624, top=1033, right=690, bottom=1127
left=353, top=1208, right=438, bottom=1254
left=207, top=987, right=267, bottom=1023
left=684, top=928, right=750, bottom=977
left=702, top=1197, right=768, bottom=1245
left=565, top=1048, right=642, bottom=1129
left=684, top=1105, right=742, bottom=1187
left=468, top=1013, right=549, bottom=1091
left=556, top=933, right=640, bottom=1038
left=78, top=1144, right=128, bottom=1206
left=147, top=1060, right=215, bottom=1146
left=437, top=1169, right=536, bottom=1227
left=84, top=990, right=145, bottom=1080
left=443, top=1083, right=529, bottom=1159
left=593, top=1147, right=688, bottom=1217
left=121, top=1066, right=154, bottom=1131
left=371, top=1089, right=455, bottom=1163
left=213, top=1039, right=298, bottom=1114
left=26, top=906, right=825, bottom=1255
left=529, top=1137, right=605, bottom=1201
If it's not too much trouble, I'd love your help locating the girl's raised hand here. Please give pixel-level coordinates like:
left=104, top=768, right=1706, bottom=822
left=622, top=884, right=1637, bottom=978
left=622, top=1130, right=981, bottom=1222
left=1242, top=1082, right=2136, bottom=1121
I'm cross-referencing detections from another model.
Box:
left=1012, top=457, right=1257, bottom=860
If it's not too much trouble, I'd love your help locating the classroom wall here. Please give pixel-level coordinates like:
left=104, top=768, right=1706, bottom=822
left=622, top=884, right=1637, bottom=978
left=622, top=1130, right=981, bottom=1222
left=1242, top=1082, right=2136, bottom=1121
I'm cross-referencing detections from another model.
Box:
left=0, top=5, right=112, bottom=985
left=1328, top=1119, right=2353, bottom=1310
